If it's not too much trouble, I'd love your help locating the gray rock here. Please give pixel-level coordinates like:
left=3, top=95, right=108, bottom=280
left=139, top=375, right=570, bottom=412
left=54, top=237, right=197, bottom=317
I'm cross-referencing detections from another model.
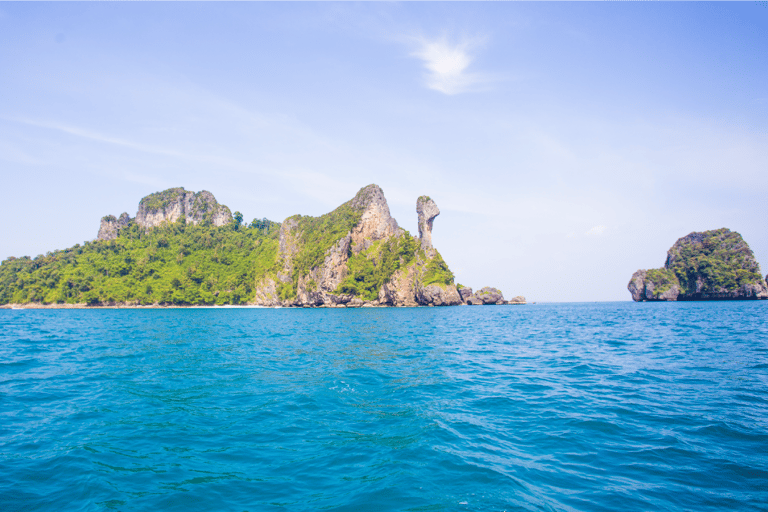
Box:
left=135, top=188, right=232, bottom=229
left=348, top=298, right=364, bottom=308
left=467, top=286, right=505, bottom=305
left=627, top=270, right=647, bottom=302
left=507, top=295, right=526, bottom=304
left=97, top=212, right=131, bottom=241
left=416, top=284, right=462, bottom=306
left=416, top=196, right=440, bottom=250
left=458, top=286, right=473, bottom=303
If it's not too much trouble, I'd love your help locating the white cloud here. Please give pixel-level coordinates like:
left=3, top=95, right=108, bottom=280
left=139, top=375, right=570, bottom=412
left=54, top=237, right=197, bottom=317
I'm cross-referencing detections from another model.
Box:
left=585, top=225, right=607, bottom=236
left=410, top=36, right=487, bottom=95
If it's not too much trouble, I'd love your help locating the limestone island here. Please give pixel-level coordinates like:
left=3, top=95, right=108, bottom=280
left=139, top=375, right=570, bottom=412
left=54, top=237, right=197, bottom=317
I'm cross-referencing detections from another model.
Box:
left=628, top=228, right=768, bottom=301
left=0, top=185, right=525, bottom=308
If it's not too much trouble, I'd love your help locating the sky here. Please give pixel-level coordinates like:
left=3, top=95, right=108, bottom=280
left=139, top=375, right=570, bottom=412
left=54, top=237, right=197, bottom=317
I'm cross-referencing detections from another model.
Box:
left=1, top=2, right=767, bottom=302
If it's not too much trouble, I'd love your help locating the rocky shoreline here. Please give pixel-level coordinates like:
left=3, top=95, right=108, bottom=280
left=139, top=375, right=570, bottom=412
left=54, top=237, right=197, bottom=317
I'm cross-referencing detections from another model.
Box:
left=1, top=298, right=527, bottom=310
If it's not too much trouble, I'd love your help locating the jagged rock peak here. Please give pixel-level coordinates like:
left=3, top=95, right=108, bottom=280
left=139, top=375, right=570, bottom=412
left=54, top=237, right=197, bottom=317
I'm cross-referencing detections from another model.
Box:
left=135, top=188, right=232, bottom=229
left=97, top=212, right=131, bottom=241
left=417, top=195, right=440, bottom=250
left=348, top=184, right=400, bottom=247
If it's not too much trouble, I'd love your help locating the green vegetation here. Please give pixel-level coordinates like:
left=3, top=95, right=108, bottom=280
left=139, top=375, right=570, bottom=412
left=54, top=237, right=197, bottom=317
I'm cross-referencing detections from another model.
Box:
left=645, top=268, right=679, bottom=294
left=278, top=191, right=368, bottom=298
left=139, top=188, right=186, bottom=212
left=421, top=251, right=455, bottom=287
left=646, top=228, right=763, bottom=295
left=336, top=234, right=420, bottom=300
left=0, top=218, right=281, bottom=306
left=1, top=185, right=462, bottom=306
left=233, top=211, right=244, bottom=229
left=250, top=217, right=279, bottom=232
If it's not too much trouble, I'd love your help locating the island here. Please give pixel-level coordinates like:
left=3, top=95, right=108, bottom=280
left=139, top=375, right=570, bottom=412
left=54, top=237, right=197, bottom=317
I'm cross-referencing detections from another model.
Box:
left=628, top=228, right=768, bottom=301
left=0, top=185, right=525, bottom=308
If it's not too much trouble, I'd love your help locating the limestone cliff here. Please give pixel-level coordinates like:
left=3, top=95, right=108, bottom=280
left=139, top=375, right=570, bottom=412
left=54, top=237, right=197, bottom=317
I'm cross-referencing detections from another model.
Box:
left=135, top=188, right=232, bottom=229
left=628, top=228, right=768, bottom=301
left=253, top=184, right=462, bottom=307
left=417, top=196, right=440, bottom=251
left=97, top=213, right=131, bottom=241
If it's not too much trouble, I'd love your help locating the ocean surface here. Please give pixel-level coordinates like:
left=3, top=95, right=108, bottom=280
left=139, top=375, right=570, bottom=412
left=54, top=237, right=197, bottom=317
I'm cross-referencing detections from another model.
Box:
left=1, top=302, right=767, bottom=511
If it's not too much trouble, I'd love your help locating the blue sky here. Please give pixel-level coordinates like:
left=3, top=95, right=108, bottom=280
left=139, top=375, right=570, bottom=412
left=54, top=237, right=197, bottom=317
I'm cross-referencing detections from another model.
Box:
left=1, top=2, right=767, bottom=302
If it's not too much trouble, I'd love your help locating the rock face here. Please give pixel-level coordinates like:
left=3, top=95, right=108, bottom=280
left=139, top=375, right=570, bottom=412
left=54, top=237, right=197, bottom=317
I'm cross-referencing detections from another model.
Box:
left=417, top=196, right=440, bottom=250
left=253, top=184, right=462, bottom=307
left=466, top=286, right=505, bottom=305
left=416, top=284, right=462, bottom=306
left=628, top=228, right=768, bottom=301
left=458, top=286, right=473, bottom=303
left=135, top=188, right=232, bottom=229
left=97, top=213, right=131, bottom=241
left=350, top=185, right=402, bottom=246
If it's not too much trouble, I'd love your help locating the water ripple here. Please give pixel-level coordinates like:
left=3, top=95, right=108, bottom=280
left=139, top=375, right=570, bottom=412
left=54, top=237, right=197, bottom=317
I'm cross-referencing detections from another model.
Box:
left=1, top=302, right=767, bottom=511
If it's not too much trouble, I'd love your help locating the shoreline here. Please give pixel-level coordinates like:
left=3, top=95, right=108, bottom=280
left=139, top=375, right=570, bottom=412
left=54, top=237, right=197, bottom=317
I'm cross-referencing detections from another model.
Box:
left=1, top=302, right=528, bottom=310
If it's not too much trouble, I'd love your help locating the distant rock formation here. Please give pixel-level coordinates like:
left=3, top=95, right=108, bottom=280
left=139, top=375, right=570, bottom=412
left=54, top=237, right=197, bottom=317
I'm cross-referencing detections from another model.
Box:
left=22, top=183, right=529, bottom=308
left=97, top=213, right=131, bottom=241
left=628, top=228, right=768, bottom=301
left=252, top=184, right=463, bottom=307
left=466, top=286, right=505, bottom=305
left=417, top=196, right=440, bottom=251
left=458, top=286, right=473, bottom=303
left=135, top=188, right=232, bottom=229
left=416, top=284, right=462, bottom=306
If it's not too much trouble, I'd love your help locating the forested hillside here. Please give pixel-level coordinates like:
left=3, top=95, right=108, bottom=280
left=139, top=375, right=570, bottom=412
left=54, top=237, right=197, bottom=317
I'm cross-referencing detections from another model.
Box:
left=0, top=184, right=468, bottom=307
left=0, top=218, right=279, bottom=305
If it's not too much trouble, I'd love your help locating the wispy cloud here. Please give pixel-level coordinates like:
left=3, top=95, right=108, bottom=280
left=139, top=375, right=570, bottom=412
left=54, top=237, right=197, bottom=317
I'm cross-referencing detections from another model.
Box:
left=585, top=225, right=607, bottom=236
left=7, top=117, right=187, bottom=158
left=410, top=35, right=487, bottom=95
left=5, top=116, right=257, bottom=172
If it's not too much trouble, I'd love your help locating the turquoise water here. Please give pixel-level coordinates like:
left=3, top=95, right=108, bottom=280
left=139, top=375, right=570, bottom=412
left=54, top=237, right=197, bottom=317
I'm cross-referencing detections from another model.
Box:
left=1, top=302, right=767, bottom=511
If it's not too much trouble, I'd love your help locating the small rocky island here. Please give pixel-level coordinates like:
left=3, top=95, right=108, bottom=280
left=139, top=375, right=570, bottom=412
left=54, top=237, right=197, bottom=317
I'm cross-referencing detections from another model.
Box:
left=628, top=228, right=768, bottom=301
left=0, top=185, right=525, bottom=308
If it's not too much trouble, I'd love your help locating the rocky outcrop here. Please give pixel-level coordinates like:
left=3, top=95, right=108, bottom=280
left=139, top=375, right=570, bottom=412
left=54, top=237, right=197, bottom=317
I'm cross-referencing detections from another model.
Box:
left=252, top=278, right=281, bottom=306
left=135, top=188, right=232, bottom=229
left=417, top=196, right=440, bottom=251
left=628, top=270, right=682, bottom=302
left=416, top=284, right=462, bottom=306
left=466, top=286, right=505, bottom=305
left=349, top=185, right=402, bottom=253
left=507, top=296, right=526, bottom=304
left=97, top=212, right=131, bottom=241
left=628, top=228, right=768, bottom=301
left=253, top=184, right=464, bottom=308
left=378, top=263, right=420, bottom=307
left=458, top=286, right=473, bottom=303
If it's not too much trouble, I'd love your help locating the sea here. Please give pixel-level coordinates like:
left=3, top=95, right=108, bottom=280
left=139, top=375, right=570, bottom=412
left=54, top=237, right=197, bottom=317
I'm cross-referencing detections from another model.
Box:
left=1, top=302, right=767, bottom=511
